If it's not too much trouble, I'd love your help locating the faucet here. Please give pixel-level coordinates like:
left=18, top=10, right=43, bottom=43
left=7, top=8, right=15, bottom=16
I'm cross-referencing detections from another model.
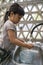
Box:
left=31, top=22, right=43, bottom=65
left=31, top=23, right=43, bottom=37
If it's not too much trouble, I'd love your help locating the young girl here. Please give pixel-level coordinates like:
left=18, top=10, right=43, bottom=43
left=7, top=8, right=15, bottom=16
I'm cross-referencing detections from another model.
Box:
left=2, top=3, right=34, bottom=65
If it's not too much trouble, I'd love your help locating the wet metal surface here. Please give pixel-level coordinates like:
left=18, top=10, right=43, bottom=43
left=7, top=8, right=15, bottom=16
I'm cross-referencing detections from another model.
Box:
left=13, top=46, right=43, bottom=65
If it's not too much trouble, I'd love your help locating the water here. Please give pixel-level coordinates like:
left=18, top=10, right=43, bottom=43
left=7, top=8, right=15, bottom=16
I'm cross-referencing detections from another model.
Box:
left=19, top=49, right=39, bottom=64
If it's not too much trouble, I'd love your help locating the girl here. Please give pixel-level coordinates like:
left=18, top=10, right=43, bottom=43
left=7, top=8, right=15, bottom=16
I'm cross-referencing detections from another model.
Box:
left=2, top=3, right=34, bottom=65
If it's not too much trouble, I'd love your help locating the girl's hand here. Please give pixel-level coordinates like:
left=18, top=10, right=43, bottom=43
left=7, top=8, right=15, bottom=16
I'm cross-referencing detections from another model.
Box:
left=26, top=43, right=34, bottom=49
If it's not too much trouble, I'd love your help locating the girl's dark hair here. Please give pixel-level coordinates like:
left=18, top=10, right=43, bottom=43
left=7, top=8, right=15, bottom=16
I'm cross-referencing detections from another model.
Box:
left=4, top=11, right=9, bottom=23
left=4, top=3, right=25, bottom=23
left=9, top=3, right=25, bottom=16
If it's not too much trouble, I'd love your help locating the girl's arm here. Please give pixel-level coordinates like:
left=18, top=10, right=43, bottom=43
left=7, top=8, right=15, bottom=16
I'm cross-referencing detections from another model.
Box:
left=17, top=38, right=24, bottom=42
left=7, top=29, right=34, bottom=49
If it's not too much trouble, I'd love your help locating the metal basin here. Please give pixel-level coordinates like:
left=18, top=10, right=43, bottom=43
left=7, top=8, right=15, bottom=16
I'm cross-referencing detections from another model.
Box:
left=13, top=46, right=43, bottom=65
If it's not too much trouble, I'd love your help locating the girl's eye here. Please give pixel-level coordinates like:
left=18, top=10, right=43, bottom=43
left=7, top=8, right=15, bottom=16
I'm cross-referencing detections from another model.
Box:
left=19, top=17, right=20, bottom=19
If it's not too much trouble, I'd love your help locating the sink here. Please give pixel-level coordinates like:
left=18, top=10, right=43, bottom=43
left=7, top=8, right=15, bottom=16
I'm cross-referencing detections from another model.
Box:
left=13, top=46, right=43, bottom=65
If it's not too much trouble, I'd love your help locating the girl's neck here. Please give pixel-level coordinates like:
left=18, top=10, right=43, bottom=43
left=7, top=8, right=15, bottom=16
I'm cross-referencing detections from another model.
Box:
left=8, top=17, right=14, bottom=24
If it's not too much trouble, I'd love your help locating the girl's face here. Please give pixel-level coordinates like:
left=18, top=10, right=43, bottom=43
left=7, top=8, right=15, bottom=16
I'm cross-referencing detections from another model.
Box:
left=9, top=12, right=23, bottom=24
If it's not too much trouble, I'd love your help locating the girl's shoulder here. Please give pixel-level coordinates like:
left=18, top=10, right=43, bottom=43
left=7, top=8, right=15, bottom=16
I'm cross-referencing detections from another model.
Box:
left=4, top=20, right=16, bottom=30
left=4, top=20, right=14, bottom=26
